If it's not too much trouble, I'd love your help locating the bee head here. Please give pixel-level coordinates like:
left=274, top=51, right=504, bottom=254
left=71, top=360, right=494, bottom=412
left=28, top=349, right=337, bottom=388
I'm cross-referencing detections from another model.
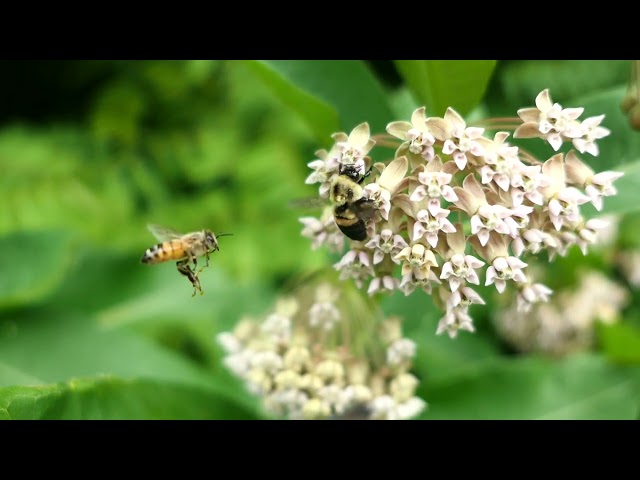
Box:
left=204, top=230, right=220, bottom=252
left=339, top=163, right=363, bottom=181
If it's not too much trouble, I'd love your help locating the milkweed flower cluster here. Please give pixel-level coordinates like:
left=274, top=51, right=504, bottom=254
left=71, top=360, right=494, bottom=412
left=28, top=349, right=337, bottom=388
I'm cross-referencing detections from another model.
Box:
left=494, top=270, right=628, bottom=356
left=216, top=277, right=426, bottom=420
left=301, top=89, right=623, bottom=338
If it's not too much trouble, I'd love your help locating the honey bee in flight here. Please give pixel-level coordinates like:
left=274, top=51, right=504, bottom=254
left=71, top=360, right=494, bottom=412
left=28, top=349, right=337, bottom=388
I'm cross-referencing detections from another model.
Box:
left=141, top=224, right=232, bottom=296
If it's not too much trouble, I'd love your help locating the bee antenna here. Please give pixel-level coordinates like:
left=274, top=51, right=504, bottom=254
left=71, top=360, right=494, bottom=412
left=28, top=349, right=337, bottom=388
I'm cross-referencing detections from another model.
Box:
left=216, top=233, right=233, bottom=238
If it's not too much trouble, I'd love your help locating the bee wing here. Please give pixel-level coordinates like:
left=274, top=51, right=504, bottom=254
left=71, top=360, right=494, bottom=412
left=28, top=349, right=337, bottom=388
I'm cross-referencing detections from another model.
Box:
left=147, top=224, right=184, bottom=242
left=289, top=197, right=328, bottom=210
left=354, top=199, right=379, bottom=221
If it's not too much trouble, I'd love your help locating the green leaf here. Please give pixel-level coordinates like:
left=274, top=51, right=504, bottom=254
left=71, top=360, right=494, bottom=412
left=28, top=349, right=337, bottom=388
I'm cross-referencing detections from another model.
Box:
left=0, top=377, right=263, bottom=419
left=0, top=312, right=262, bottom=416
left=0, top=230, right=75, bottom=309
left=587, top=160, right=640, bottom=217
left=421, top=354, right=640, bottom=419
left=394, top=60, right=497, bottom=118
left=598, top=322, right=640, bottom=364
left=243, top=60, right=395, bottom=143
left=242, top=60, right=339, bottom=143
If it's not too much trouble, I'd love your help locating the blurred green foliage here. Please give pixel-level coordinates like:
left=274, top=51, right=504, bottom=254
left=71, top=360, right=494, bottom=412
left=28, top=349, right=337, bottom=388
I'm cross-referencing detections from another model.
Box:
left=1, top=60, right=640, bottom=419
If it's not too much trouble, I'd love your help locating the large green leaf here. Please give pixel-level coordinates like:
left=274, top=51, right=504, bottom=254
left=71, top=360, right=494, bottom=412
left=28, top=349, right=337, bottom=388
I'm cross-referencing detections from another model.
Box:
left=420, top=354, right=640, bottom=419
left=0, top=311, right=262, bottom=418
left=394, top=60, right=497, bottom=118
left=0, top=230, right=75, bottom=310
left=243, top=60, right=395, bottom=144
left=493, top=60, right=630, bottom=111
left=597, top=322, right=640, bottom=364
left=0, top=377, right=262, bottom=419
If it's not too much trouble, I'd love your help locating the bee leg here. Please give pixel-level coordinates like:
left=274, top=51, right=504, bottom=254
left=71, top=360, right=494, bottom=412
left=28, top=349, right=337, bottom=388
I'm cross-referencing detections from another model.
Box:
left=195, top=251, right=210, bottom=276
left=189, top=255, right=205, bottom=296
left=177, top=259, right=202, bottom=297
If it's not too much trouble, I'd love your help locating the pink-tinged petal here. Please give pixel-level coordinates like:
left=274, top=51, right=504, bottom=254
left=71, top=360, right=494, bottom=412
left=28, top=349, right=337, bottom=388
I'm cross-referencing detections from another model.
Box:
left=442, top=186, right=458, bottom=202
left=592, top=126, right=611, bottom=140
left=582, top=114, right=605, bottom=129
left=593, top=171, right=624, bottom=184
left=453, top=152, right=468, bottom=170
left=477, top=229, right=490, bottom=247
left=466, top=270, right=480, bottom=285
left=440, top=262, right=454, bottom=278
left=373, top=250, right=385, bottom=264
left=383, top=276, right=396, bottom=290
left=550, top=214, right=563, bottom=231
left=493, top=257, right=508, bottom=270
left=563, top=107, right=584, bottom=120
left=526, top=190, right=544, bottom=205
left=590, top=194, right=604, bottom=211
left=495, top=174, right=511, bottom=191
left=441, top=219, right=456, bottom=233
left=359, top=251, right=371, bottom=267
left=319, top=183, right=330, bottom=197
left=426, top=199, right=441, bottom=217
left=512, top=270, right=527, bottom=283
left=426, top=117, right=452, bottom=141
left=494, top=220, right=511, bottom=235
left=442, top=139, right=456, bottom=155
left=493, top=279, right=506, bottom=293
left=535, top=89, right=553, bottom=112
left=386, top=121, right=412, bottom=140
left=466, top=127, right=485, bottom=140
left=572, top=137, right=587, bottom=154
left=427, top=233, right=439, bottom=248
left=585, top=218, right=609, bottom=231
left=348, top=122, right=371, bottom=148
left=585, top=142, right=599, bottom=156
left=513, top=122, right=542, bottom=138
left=548, top=198, right=562, bottom=217
left=448, top=277, right=461, bottom=292
left=367, top=278, right=380, bottom=295
left=461, top=287, right=485, bottom=304
left=379, top=156, right=408, bottom=193
left=465, top=255, right=485, bottom=268
left=507, top=257, right=528, bottom=270
left=413, top=223, right=426, bottom=242
left=463, top=173, right=486, bottom=201
left=470, top=215, right=483, bottom=235
left=485, top=267, right=496, bottom=286
left=511, top=189, right=525, bottom=206
left=480, top=165, right=494, bottom=185
left=409, top=185, right=427, bottom=202
left=547, top=132, right=564, bottom=151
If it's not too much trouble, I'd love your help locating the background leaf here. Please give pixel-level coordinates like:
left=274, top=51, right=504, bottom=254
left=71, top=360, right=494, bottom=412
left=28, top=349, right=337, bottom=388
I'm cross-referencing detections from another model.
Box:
left=244, top=60, right=395, bottom=148
left=0, top=377, right=262, bottom=420
left=420, top=354, right=640, bottom=419
left=394, top=60, right=497, bottom=117
left=0, top=230, right=75, bottom=309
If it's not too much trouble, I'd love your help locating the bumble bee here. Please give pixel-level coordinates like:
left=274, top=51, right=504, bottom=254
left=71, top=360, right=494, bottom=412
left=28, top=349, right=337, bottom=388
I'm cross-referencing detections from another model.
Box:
left=329, top=163, right=377, bottom=241
left=141, top=224, right=232, bottom=296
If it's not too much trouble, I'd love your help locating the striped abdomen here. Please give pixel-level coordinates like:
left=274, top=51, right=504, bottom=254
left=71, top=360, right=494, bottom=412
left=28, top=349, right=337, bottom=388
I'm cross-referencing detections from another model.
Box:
left=141, top=240, right=188, bottom=264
